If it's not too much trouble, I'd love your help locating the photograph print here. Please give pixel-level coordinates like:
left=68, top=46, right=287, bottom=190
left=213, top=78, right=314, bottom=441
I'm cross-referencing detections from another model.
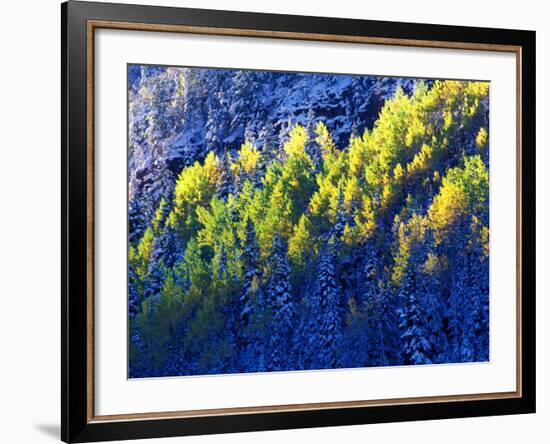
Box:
left=128, top=65, right=490, bottom=378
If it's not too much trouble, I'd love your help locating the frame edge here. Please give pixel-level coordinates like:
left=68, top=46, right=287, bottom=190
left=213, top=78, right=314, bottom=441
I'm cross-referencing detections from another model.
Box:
left=62, top=1, right=536, bottom=442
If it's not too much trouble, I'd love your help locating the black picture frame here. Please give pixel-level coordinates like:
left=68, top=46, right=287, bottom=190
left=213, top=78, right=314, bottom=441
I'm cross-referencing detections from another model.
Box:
left=62, top=1, right=536, bottom=442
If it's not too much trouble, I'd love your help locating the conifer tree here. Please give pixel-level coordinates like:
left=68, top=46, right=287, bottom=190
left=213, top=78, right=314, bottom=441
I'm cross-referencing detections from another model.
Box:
left=258, top=120, right=280, bottom=164
left=331, top=189, right=347, bottom=251
left=305, top=108, right=322, bottom=171
left=128, top=196, right=151, bottom=245
left=471, top=237, right=489, bottom=362
left=149, top=226, right=179, bottom=270
left=217, top=153, right=234, bottom=201
left=362, top=245, right=388, bottom=365
left=128, top=266, right=141, bottom=317
left=240, top=219, right=261, bottom=320
left=412, top=227, right=446, bottom=362
left=237, top=218, right=264, bottom=369
left=465, top=219, right=489, bottom=362
left=309, top=236, right=345, bottom=369
left=143, top=260, right=167, bottom=302
left=397, top=261, right=432, bottom=365
left=265, top=234, right=294, bottom=371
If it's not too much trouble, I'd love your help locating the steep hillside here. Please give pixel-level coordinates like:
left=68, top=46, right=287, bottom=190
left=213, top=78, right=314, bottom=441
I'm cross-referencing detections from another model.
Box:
left=128, top=66, right=489, bottom=378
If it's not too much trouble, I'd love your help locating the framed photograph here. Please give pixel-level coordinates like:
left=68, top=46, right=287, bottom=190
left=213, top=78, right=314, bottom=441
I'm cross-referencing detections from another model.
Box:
left=61, top=1, right=535, bottom=442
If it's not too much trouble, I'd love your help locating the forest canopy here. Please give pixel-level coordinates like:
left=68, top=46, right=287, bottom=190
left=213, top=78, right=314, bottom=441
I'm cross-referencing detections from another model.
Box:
left=128, top=66, right=489, bottom=378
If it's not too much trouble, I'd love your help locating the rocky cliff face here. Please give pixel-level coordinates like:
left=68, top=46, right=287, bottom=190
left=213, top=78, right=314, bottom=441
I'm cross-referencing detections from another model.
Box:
left=128, top=65, right=425, bottom=218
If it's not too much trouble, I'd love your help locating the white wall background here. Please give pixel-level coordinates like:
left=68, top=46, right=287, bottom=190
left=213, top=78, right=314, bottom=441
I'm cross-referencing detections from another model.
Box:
left=0, top=0, right=546, bottom=443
